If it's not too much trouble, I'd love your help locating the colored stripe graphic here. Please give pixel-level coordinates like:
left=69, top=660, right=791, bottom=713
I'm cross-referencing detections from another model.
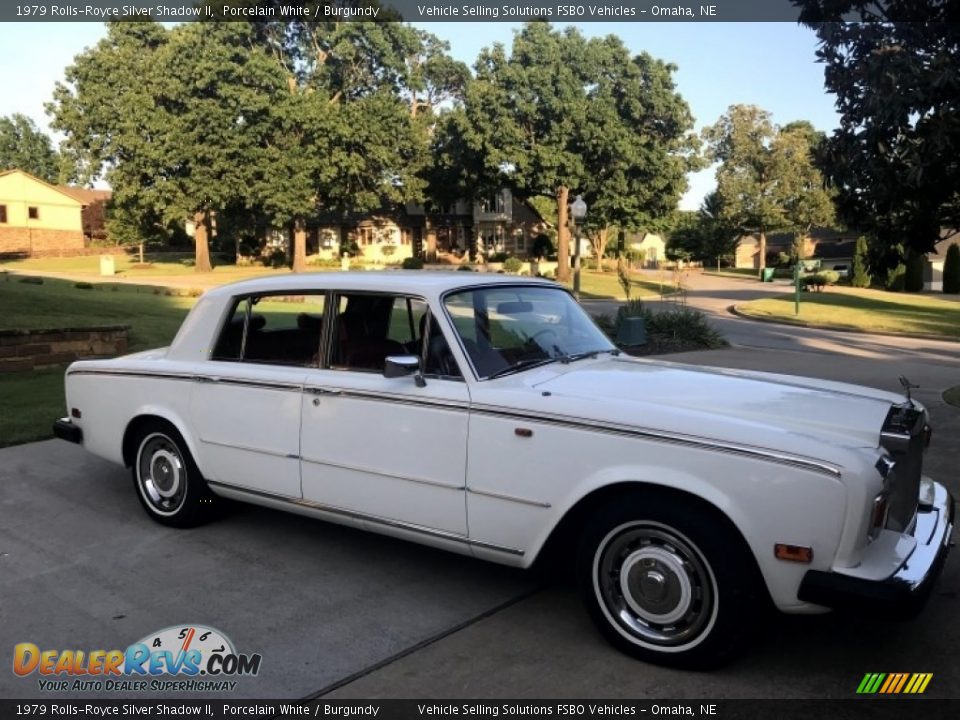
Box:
left=857, top=672, right=932, bottom=694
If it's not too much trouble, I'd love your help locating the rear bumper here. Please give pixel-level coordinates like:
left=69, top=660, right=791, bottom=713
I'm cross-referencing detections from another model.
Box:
left=798, top=481, right=954, bottom=617
left=53, top=417, right=82, bottom=445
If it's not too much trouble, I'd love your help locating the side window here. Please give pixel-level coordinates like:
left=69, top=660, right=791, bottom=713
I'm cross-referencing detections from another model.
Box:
left=332, top=293, right=409, bottom=372
left=211, top=293, right=326, bottom=366
left=211, top=299, right=248, bottom=361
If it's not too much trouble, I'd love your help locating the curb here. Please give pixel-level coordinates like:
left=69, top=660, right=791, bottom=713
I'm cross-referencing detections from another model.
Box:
left=728, top=304, right=960, bottom=344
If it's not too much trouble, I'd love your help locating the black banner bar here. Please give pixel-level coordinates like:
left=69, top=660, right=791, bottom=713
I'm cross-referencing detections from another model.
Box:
left=1, top=700, right=958, bottom=720
left=0, top=0, right=860, bottom=24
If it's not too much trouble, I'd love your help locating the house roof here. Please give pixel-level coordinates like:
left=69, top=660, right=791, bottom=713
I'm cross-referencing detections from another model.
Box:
left=56, top=186, right=111, bottom=206
left=0, top=168, right=86, bottom=206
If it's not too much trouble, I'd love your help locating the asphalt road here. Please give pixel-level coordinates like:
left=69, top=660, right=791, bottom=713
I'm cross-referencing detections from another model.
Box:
left=1, top=273, right=957, bottom=702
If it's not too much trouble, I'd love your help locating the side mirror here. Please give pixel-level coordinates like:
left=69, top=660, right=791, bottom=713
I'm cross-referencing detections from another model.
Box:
left=383, top=355, right=421, bottom=379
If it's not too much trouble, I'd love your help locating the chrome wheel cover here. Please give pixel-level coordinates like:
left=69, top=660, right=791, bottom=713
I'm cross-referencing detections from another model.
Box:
left=593, top=521, right=717, bottom=651
left=136, top=433, right=187, bottom=516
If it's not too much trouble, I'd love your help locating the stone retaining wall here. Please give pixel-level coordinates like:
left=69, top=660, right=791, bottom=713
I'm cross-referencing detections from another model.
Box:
left=0, top=326, right=130, bottom=372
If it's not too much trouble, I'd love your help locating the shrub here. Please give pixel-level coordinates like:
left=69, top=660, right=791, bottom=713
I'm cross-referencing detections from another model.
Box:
left=904, top=253, right=925, bottom=293
left=487, top=251, right=509, bottom=263
left=503, top=256, right=523, bottom=273
left=457, top=265, right=474, bottom=272
left=309, top=257, right=342, bottom=268
left=74, top=282, right=94, bottom=290
left=531, top=234, right=553, bottom=259
left=800, top=273, right=837, bottom=292
left=944, top=243, right=960, bottom=294
left=851, top=236, right=871, bottom=288
left=18, top=276, right=43, bottom=285
left=401, top=257, right=424, bottom=270
left=180, top=258, right=195, bottom=267
left=612, top=300, right=725, bottom=349
left=262, top=249, right=287, bottom=268
left=885, top=264, right=906, bottom=291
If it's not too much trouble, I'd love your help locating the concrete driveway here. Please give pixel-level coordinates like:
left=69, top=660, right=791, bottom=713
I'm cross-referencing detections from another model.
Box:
left=2, top=279, right=958, bottom=699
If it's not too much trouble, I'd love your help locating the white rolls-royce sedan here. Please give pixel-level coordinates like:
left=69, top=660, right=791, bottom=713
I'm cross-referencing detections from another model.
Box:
left=54, top=272, right=953, bottom=667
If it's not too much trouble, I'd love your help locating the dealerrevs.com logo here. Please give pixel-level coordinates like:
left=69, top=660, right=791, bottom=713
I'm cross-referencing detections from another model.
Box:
left=13, top=625, right=262, bottom=693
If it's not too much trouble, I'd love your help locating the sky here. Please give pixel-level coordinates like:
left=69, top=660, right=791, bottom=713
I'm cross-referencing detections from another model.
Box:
left=0, top=21, right=840, bottom=210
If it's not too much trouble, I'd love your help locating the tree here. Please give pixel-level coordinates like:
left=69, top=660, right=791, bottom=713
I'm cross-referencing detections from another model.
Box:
left=703, top=105, right=834, bottom=270
left=796, top=1, right=960, bottom=259
left=249, top=16, right=437, bottom=270
left=0, top=114, right=69, bottom=183
left=943, top=243, right=960, bottom=294
left=453, top=23, right=697, bottom=281
left=665, top=193, right=739, bottom=265
left=851, top=235, right=872, bottom=288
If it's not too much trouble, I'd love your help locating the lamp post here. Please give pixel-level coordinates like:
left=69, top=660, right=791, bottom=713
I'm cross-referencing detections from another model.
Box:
left=571, top=194, right=587, bottom=299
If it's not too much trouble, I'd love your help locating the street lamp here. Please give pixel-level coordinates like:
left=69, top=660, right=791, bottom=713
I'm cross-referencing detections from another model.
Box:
left=571, top=194, right=587, bottom=299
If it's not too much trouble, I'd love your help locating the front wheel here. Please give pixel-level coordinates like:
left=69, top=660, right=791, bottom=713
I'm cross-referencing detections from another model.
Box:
left=577, top=492, right=760, bottom=669
left=132, top=421, right=215, bottom=528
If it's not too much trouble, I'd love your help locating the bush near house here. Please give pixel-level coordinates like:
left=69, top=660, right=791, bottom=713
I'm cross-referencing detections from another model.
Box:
left=401, top=257, right=424, bottom=270
left=503, top=257, right=523, bottom=273
left=943, top=243, right=960, bottom=294
left=905, top=253, right=925, bottom=293
left=592, top=299, right=726, bottom=356
left=851, top=235, right=871, bottom=288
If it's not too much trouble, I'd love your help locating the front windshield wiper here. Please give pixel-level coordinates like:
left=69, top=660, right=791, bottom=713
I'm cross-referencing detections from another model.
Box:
left=555, top=348, right=620, bottom=364
left=486, top=357, right=558, bottom=380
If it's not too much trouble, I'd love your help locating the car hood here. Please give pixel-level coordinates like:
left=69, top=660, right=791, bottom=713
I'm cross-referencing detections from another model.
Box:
left=516, top=356, right=905, bottom=453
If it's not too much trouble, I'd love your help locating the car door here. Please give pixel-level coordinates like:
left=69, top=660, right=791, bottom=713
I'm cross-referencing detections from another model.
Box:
left=299, top=292, right=470, bottom=536
left=190, top=292, right=326, bottom=499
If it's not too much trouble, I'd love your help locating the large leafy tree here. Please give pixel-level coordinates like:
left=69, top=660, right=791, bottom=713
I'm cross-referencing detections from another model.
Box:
left=0, top=114, right=71, bottom=183
left=452, top=23, right=696, bottom=281
left=703, top=105, right=834, bottom=270
left=247, top=15, right=440, bottom=270
left=795, top=1, right=960, bottom=260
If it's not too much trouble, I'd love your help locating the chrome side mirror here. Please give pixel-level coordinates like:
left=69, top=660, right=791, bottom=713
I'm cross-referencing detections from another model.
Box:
left=383, top=355, right=422, bottom=381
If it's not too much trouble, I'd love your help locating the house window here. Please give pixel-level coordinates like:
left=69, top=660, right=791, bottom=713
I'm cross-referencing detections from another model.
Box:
left=480, top=192, right=506, bottom=215
left=514, top=228, right=526, bottom=252
left=0, top=205, right=7, bottom=223
left=28, top=206, right=39, bottom=220
left=358, top=227, right=374, bottom=245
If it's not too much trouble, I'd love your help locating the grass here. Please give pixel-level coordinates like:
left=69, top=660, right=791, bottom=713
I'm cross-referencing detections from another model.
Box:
left=944, top=386, right=960, bottom=409
left=564, top=269, right=677, bottom=300
left=703, top=267, right=761, bottom=280
left=1, top=253, right=284, bottom=280
left=0, top=276, right=197, bottom=447
left=737, top=288, right=960, bottom=340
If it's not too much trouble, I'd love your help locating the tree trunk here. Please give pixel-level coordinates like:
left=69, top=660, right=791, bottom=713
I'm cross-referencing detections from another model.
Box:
left=556, top=186, right=570, bottom=282
left=292, top=217, right=307, bottom=273
left=592, top=228, right=608, bottom=271
left=194, top=210, right=213, bottom=273
left=758, top=229, right=767, bottom=272
left=138, top=242, right=144, bottom=265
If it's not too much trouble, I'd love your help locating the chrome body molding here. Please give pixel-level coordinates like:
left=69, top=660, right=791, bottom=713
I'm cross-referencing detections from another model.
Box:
left=467, top=486, right=552, bottom=508
left=200, top=436, right=298, bottom=460
left=469, top=403, right=843, bottom=479
left=300, top=455, right=466, bottom=491
left=206, top=480, right=524, bottom=557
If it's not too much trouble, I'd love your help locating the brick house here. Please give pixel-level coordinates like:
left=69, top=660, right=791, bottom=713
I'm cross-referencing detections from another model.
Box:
left=0, top=169, right=86, bottom=256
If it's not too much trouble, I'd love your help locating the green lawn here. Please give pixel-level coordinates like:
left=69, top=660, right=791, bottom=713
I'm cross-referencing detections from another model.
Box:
left=702, top=268, right=762, bottom=280
left=0, top=276, right=196, bottom=447
left=565, top=270, right=676, bottom=300
left=943, top=386, right=960, bottom=409
left=1, top=253, right=284, bottom=279
left=737, top=288, right=960, bottom=340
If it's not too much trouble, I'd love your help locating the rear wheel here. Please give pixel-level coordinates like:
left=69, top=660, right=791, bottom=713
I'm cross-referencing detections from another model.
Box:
left=131, top=421, right=215, bottom=528
left=577, top=492, right=760, bottom=669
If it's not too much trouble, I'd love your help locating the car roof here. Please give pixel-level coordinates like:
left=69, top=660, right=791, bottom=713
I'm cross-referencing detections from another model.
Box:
left=202, top=270, right=558, bottom=301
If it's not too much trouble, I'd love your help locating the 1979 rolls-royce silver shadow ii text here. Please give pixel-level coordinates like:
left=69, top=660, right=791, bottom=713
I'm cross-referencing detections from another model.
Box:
left=54, top=273, right=954, bottom=667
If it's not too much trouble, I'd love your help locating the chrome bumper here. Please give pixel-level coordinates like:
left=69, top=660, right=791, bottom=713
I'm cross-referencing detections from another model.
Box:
left=798, top=481, right=954, bottom=617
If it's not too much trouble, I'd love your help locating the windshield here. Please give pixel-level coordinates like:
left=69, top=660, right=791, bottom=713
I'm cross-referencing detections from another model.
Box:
left=443, top=285, right=616, bottom=379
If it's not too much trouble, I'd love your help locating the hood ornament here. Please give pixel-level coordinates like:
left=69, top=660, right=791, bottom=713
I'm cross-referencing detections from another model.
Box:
left=899, top=375, right=919, bottom=406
